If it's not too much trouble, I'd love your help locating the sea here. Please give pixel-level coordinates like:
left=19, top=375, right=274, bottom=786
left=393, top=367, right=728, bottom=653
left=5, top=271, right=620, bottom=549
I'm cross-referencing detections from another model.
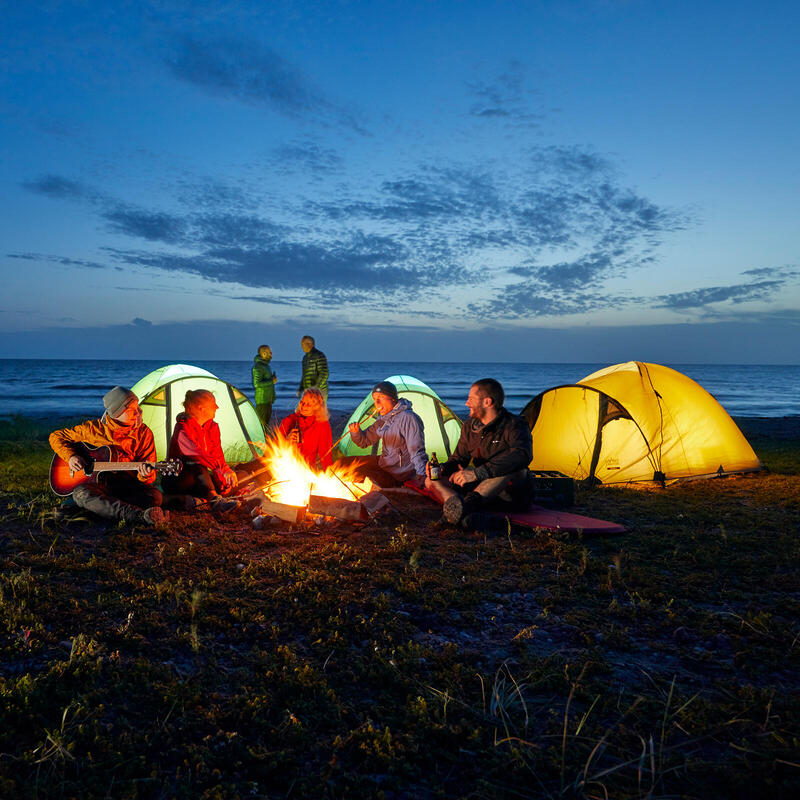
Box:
left=0, top=360, right=798, bottom=421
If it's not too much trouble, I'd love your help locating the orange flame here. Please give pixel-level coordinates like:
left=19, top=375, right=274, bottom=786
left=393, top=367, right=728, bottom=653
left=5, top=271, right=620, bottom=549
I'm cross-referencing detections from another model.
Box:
left=254, top=435, right=371, bottom=507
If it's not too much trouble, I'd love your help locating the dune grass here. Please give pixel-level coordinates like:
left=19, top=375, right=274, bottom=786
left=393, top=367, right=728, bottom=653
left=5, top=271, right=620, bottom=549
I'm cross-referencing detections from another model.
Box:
left=0, top=415, right=798, bottom=799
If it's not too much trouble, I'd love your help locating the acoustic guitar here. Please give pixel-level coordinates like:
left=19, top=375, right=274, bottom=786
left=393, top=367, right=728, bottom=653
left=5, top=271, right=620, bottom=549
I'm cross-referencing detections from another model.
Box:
left=49, top=444, right=182, bottom=496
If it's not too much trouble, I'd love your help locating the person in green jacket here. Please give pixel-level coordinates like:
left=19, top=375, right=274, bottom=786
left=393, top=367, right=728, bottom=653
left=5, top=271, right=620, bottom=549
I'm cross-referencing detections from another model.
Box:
left=252, top=345, right=278, bottom=430
left=298, top=335, right=329, bottom=400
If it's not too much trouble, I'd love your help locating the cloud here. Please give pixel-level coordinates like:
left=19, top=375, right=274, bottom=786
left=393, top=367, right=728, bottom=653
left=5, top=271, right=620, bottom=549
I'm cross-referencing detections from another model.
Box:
left=102, top=206, right=188, bottom=244
left=652, top=279, right=788, bottom=310
left=20, top=174, right=98, bottom=201
left=164, top=36, right=366, bottom=132
left=6, top=252, right=106, bottom=269
left=104, top=231, right=418, bottom=296
left=18, top=143, right=691, bottom=317
left=272, top=141, right=343, bottom=175
left=467, top=62, right=540, bottom=124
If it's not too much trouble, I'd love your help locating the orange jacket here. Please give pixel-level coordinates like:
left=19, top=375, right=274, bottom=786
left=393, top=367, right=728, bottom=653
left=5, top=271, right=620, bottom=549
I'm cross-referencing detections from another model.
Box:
left=49, top=416, right=158, bottom=484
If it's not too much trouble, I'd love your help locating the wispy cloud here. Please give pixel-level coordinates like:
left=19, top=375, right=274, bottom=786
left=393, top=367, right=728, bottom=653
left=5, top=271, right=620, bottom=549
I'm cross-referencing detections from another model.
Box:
left=652, top=277, right=792, bottom=311
left=21, top=174, right=99, bottom=202
left=6, top=252, right=107, bottom=269
left=467, top=62, right=540, bottom=124
left=19, top=142, right=691, bottom=316
left=164, top=36, right=367, bottom=133
left=272, top=141, right=343, bottom=175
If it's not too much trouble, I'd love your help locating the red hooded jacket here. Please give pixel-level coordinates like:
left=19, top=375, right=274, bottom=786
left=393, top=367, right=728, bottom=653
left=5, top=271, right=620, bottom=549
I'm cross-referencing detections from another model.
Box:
left=278, top=413, right=333, bottom=469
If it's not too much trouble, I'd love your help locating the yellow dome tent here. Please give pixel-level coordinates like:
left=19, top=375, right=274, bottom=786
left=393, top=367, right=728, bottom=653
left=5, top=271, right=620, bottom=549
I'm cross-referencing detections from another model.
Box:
left=522, top=361, right=761, bottom=484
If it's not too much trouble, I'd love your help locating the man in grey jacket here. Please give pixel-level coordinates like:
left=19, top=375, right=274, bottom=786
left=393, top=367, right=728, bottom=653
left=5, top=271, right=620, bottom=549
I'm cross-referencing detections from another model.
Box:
left=425, top=378, right=532, bottom=525
left=343, top=381, right=428, bottom=488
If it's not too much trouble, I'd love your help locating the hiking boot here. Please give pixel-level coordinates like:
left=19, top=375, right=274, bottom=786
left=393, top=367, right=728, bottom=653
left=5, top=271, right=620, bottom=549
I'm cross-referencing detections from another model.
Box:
left=443, top=495, right=465, bottom=524
left=427, top=514, right=455, bottom=531
left=141, top=507, right=169, bottom=527
left=210, top=495, right=239, bottom=514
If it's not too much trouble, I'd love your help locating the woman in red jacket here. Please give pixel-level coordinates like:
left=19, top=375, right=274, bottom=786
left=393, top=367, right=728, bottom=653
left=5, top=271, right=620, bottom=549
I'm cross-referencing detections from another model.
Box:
left=164, top=389, right=239, bottom=512
left=278, top=388, right=333, bottom=471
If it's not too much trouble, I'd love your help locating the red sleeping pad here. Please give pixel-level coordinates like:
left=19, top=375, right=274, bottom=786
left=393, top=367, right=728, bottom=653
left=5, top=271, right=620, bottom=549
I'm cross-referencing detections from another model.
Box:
left=405, top=481, right=626, bottom=535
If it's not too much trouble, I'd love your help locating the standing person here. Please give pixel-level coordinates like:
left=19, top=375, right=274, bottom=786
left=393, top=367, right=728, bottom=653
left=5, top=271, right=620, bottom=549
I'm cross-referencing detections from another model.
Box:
left=49, top=386, right=166, bottom=526
left=340, top=381, right=428, bottom=488
left=163, top=389, right=239, bottom=513
left=278, top=388, right=333, bottom=470
left=425, top=378, right=532, bottom=526
left=252, top=344, right=278, bottom=430
left=298, top=335, right=329, bottom=400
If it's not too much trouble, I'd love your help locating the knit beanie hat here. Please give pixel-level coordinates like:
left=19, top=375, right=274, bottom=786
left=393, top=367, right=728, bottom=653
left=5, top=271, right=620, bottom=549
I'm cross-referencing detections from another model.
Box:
left=371, top=381, right=398, bottom=402
left=103, top=386, right=138, bottom=418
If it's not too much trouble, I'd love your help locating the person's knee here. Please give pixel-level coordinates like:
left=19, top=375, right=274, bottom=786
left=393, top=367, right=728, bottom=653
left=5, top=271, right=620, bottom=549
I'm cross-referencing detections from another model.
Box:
left=72, top=483, right=96, bottom=507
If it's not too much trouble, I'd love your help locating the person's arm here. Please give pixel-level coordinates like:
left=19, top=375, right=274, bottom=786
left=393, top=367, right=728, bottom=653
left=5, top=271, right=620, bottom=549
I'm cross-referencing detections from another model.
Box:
left=318, top=421, right=333, bottom=468
left=134, top=427, right=158, bottom=484
left=317, top=352, right=329, bottom=387
left=278, top=414, right=295, bottom=438
left=49, top=419, right=107, bottom=468
left=439, top=425, right=471, bottom=478
left=349, top=420, right=379, bottom=449
left=399, top=414, right=428, bottom=477
left=472, top=416, right=532, bottom=481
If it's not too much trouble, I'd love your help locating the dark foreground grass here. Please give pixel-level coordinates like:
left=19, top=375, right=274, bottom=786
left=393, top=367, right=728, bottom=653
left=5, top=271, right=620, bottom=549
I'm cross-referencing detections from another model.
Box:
left=1, top=415, right=798, bottom=799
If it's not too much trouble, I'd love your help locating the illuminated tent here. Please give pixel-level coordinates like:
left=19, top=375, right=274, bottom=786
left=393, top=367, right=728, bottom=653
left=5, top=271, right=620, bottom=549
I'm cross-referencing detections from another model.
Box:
left=522, top=361, right=761, bottom=484
left=336, top=375, right=463, bottom=461
left=131, top=364, right=264, bottom=463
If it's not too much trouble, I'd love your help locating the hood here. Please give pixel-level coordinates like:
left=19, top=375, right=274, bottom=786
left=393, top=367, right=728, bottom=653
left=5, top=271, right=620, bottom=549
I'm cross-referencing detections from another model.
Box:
left=381, top=397, right=413, bottom=419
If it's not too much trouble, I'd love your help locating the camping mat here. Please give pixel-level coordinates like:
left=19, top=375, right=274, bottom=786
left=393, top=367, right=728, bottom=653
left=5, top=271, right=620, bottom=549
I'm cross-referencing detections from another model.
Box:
left=405, top=481, right=627, bottom=535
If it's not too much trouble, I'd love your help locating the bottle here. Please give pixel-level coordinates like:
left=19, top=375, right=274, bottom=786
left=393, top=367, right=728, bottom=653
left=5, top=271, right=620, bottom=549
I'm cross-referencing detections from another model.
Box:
left=429, top=452, right=440, bottom=481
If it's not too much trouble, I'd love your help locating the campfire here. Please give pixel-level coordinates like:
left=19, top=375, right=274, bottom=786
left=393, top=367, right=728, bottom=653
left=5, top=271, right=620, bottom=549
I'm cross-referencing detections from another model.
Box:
left=245, top=436, right=385, bottom=524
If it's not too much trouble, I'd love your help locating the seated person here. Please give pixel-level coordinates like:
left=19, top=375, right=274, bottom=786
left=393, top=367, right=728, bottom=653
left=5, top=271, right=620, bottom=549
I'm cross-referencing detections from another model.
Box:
left=162, top=389, right=239, bottom=512
left=49, top=386, right=166, bottom=525
left=425, top=378, right=532, bottom=525
left=339, top=381, right=428, bottom=488
left=278, top=388, right=333, bottom=471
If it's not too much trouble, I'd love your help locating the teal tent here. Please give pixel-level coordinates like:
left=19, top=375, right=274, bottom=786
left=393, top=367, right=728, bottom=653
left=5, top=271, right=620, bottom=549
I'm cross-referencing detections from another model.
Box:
left=131, top=364, right=264, bottom=463
left=336, top=375, right=462, bottom=461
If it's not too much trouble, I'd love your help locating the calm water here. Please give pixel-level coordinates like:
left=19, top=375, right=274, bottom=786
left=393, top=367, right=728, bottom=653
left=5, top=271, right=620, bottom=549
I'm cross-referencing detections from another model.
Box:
left=1, top=359, right=798, bottom=420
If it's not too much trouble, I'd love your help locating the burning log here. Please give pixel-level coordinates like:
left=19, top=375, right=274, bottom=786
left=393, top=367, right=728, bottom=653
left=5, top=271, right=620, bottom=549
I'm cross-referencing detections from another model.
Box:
left=308, top=494, right=364, bottom=522
left=255, top=498, right=306, bottom=524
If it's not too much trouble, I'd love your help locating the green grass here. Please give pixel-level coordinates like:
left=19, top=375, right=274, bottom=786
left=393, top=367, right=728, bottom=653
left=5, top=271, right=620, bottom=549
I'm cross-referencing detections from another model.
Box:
left=0, top=416, right=798, bottom=799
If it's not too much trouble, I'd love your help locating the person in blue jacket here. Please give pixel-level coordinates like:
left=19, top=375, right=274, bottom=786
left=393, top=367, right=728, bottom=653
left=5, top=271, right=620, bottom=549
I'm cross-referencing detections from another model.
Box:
left=340, top=381, right=428, bottom=488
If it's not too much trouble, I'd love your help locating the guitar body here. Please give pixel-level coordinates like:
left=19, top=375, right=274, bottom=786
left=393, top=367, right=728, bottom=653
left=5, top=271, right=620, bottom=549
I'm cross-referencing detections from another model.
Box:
left=49, top=444, right=182, bottom=496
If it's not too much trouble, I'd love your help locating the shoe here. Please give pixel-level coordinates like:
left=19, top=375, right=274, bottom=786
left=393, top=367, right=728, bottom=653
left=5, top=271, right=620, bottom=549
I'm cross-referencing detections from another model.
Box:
left=210, top=496, right=239, bottom=513
left=443, top=495, right=465, bottom=524
left=141, top=507, right=169, bottom=526
left=427, top=514, right=453, bottom=531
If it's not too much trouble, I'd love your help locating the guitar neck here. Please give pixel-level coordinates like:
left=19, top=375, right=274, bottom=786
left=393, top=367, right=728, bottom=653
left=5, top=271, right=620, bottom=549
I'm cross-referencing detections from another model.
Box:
left=92, top=462, right=149, bottom=473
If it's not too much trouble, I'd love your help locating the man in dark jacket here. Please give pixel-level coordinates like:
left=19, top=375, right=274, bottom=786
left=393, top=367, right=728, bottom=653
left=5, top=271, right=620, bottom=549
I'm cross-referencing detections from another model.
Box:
left=252, top=345, right=277, bottom=430
left=425, top=378, right=532, bottom=525
left=298, top=335, right=329, bottom=400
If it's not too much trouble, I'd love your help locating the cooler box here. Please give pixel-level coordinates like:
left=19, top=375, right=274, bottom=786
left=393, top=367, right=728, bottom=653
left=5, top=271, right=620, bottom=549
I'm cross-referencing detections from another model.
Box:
left=530, top=470, right=574, bottom=508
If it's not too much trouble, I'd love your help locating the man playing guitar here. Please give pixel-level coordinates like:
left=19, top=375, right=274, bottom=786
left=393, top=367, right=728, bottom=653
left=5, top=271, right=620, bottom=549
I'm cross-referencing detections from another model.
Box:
left=49, top=386, right=168, bottom=526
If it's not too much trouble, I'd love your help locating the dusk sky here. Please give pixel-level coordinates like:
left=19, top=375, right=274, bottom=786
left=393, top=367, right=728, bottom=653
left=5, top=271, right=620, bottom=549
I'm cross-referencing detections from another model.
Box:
left=2, top=0, right=798, bottom=363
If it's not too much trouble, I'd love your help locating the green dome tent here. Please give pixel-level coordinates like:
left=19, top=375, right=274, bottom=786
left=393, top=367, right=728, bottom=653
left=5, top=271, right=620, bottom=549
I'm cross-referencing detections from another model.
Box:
left=131, top=364, right=264, bottom=463
left=336, top=375, right=463, bottom=461
left=523, top=361, right=761, bottom=484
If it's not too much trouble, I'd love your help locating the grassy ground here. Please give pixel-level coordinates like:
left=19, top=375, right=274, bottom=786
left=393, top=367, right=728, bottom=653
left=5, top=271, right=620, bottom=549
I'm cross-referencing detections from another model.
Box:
left=0, top=414, right=798, bottom=799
